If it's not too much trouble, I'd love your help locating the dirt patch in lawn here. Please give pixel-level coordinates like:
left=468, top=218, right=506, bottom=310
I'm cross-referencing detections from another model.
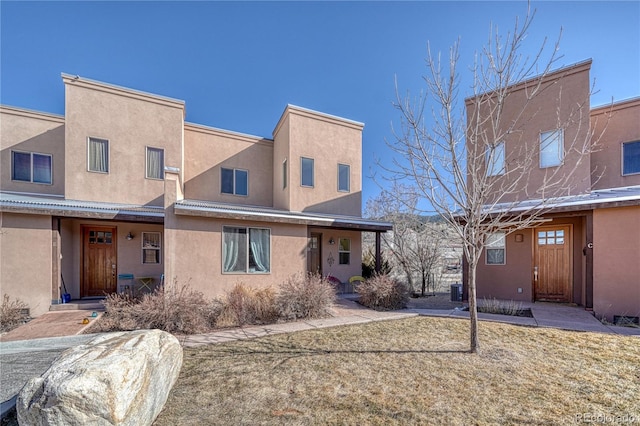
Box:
left=406, top=292, right=464, bottom=310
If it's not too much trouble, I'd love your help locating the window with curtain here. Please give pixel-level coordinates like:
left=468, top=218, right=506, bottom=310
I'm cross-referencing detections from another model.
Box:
left=88, top=137, right=109, bottom=173
left=301, top=157, right=314, bottom=187
left=486, top=232, right=506, bottom=265
left=223, top=226, right=270, bottom=273
left=11, top=151, right=52, bottom=184
left=539, top=129, right=563, bottom=168
left=142, top=232, right=162, bottom=264
left=338, top=163, right=350, bottom=192
left=146, top=147, right=164, bottom=180
left=338, top=238, right=351, bottom=265
left=622, top=140, right=640, bottom=175
left=486, top=141, right=505, bottom=176
left=221, top=168, right=248, bottom=196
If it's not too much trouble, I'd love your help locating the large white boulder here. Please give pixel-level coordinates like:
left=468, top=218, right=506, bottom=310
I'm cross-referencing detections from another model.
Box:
left=17, top=329, right=183, bottom=426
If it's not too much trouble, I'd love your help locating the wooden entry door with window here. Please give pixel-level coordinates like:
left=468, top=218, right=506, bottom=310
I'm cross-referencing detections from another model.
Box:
left=307, top=232, right=322, bottom=276
left=534, top=225, right=572, bottom=302
left=82, top=226, right=117, bottom=297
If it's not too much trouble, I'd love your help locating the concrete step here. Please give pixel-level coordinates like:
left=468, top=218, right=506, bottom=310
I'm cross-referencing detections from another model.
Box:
left=49, top=300, right=105, bottom=312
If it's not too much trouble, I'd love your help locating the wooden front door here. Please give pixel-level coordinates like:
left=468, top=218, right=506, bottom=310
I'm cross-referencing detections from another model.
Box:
left=82, top=226, right=117, bottom=297
left=307, top=232, right=322, bottom=275
left=534, top=225, right=572, bottom=302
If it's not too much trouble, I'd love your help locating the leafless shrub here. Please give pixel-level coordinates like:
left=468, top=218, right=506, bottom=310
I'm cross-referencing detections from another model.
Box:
left=276, top=273, right=336, bottom=321
left=0, top=294, right=30, bottom=333
left=217, top=283, right=279, bottom=327
left=356, top=274, right=409, bottom=311
left=479, top=298, right=527, bottom=316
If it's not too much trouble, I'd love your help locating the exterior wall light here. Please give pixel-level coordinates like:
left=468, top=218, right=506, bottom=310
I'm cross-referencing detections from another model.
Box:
left=126, top=232, right=134, bottom=241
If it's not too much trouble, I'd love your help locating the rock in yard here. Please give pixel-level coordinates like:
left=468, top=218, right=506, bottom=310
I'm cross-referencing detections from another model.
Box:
left=17, top=329, right=183, bottom=426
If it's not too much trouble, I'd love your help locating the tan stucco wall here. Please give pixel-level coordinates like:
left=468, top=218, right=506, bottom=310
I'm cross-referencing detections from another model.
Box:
left=593, top=206, right=640, bottom=322
left=59, top=219, right=164, bottom=299
left=274, top=106, right=363, bottom=215
left=467, top=61, right=593, bottom=203
left=316, top=229, right=363, bottom=283
left=63, top=76, right=184, bottom=206
left=590, top=98, right=640, bottom=189
left=1, top=107, right=65, bottom=195
left=0, top=213, right=53, bottom=317
left=272, top=113, right=291, bottom=211
left=183, top=124, right=274, bottom=206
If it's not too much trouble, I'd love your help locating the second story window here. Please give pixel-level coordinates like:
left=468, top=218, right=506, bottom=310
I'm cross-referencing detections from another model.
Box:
left=146, top=147, right=164, bottom=180
left=88, top=137, right=109, bottom=173
left=486, top=141, right=505, bottom=176
left=539, top=129, right=563, bottom=168
left=283, top=159, right=288, bottom=189
left=301, top=157, right=314, bottom=187
left=622, top=140, right=640, bottom=175
left=338, top=163, right=350, bottom=192
left=11, top=151, right=52, bottom=184
left=221, top=167, right=248, bottom=196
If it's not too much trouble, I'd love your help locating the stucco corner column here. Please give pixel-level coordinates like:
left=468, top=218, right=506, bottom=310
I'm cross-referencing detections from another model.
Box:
left=163, top=167, right=183, bottom=293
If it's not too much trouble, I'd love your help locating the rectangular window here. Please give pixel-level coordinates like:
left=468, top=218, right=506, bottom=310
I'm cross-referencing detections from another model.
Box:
left=11, top=151, right=52, bottom=184
left=301, top=157, right=314, bottom=187
left=338, top=237, right=351, bottom=265
left=223, top=226, right=270, bottom=273
left=88, top=137, right=109, bottom=173
left=338, top=163, right=350, bottom=192
left=540, top=129, right=563, bottom=168
left=486, top=141, right=505, bottom=176
left=622, top=140, right=640, bottom=175
left=142, top=232, right=162, bottom=264
left=146, top=147, right=164, bottom=180
left=486, top=232, right=505, bottom=265
left=283, top=159, right=288, bottom=189
left=221, top=168, right=248, bottom=196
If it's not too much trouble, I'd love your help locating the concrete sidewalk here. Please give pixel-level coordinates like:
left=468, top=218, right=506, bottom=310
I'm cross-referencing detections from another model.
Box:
left=2, top=297, right=638, bottom=419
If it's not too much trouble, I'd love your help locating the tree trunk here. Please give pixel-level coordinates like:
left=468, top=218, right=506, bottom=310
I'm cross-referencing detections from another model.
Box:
left=467, top=259, right=479, bottom=353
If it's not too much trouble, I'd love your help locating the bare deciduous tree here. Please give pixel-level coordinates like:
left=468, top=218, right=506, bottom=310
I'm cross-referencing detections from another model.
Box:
left=383, top=5, right=605, bottom=353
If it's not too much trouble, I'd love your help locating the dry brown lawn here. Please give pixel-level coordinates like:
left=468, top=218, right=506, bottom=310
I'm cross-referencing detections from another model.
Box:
left=155, top=317, right=640, bottom=425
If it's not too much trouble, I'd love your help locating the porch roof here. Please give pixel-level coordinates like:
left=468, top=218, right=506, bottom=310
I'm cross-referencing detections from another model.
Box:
left=0, top=192, right=164, bottom=222
left=484, top=185, right=640, bottom=215
left=174, top=199, right=393, bottom=232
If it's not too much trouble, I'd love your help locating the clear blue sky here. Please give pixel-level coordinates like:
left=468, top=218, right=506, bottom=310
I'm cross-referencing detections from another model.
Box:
left=2, top=1, right=639, bottom=207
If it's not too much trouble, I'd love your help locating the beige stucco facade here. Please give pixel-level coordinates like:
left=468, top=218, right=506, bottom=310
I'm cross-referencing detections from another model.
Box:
left=468, top=60, right=640, bottom=323
left=1, top=74, right=389, bottom=317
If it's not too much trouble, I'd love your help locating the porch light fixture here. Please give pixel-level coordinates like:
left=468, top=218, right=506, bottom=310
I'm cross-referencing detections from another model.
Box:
left=126, top=232, right=134, bottom=241
left=329, top=237, right=335, bottom=245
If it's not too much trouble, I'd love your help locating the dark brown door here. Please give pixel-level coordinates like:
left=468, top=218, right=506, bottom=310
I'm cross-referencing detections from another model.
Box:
left=82, top=226, right=117, bottom=297
left=307, top=232, right=322, bottom=275
left=534, top=225, right=572, bottom=302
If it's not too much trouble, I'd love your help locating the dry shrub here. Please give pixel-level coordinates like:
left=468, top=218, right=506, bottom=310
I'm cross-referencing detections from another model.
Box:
left=479, top=297, right=528, bottom=316
left=356, top=274, right=409, bottom=310
left=0, top=294, right=30, bottom=333
left=277, top=273, right=336, bottom=321
left=92, top=284, right=219, bottom=334
left=217, top=283, right=279, bottom=327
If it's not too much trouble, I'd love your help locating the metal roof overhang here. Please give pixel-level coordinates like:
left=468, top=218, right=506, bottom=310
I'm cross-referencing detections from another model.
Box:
left=174, top=200, right=392, bottom=232
left=0, top=192, right=164, bottom=223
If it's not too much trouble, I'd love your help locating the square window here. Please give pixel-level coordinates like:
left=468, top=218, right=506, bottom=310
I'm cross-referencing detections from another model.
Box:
left=88, top=138, right=109, bottom=173
left=486, top=141, right=505, bottom=176
left=223, top=226, right=270, bottom=273
left=146, top=147, right=164, bottom=180
left=622, top=141, right=640, bottom=175
left=338, top=237, right=351, bottom=265
left=221, top=168, right=248, bottom=196
left=486, top=232, right=505, bottom=265
left=142, top=232, right=161, bottom=264
left=301, top=157, right=314, bottom=187
left=540, top=130, right=563, bottom=168
left=12, top=151, right=52, bottom=184
left=338, top=163, right=350, bottom=192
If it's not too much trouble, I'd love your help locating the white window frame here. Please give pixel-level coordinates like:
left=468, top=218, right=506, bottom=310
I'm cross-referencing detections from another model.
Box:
left=622, top=140, right=640, bottom=176
left=485, top=232, right=506, bottom=265
left=11, top=150, right=53, bottom=184
left=486, top=141, right=505, bottom=176
left=338, top=237, right=351, bottom=265
left=338, top=163, right=351, bottom=192
left=221, top=167, right=249, bottom=196
left=222, top=226, right=271, bottom=274
left=301, top=157, right=314, bottom=187
left=87, top=137, right=110, bottom=173
left=145, top=146, right=165, bottom=180
left=141, top=232, right=162, bottom=264
left=539, top=129, right=563, bottom=168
